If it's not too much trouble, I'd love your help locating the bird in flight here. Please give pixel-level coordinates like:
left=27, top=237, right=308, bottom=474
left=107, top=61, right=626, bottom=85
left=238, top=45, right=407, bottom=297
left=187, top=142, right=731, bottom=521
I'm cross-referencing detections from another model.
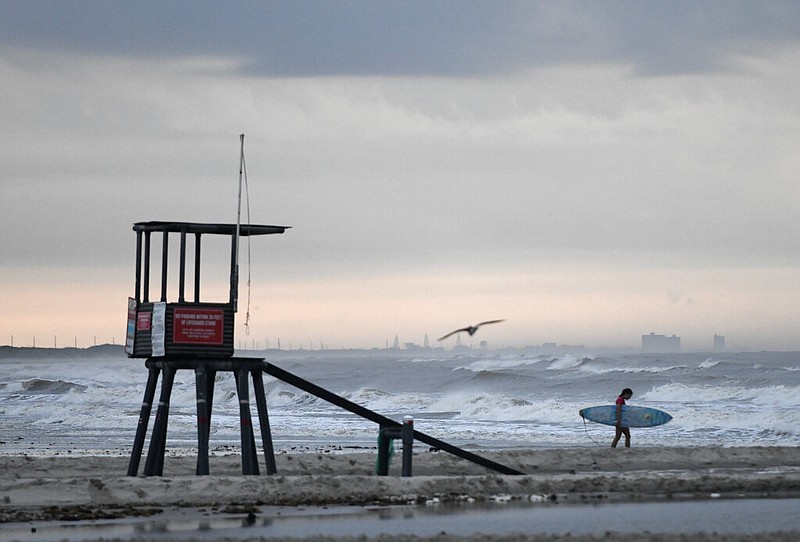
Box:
left=437, top=320, right=505, bottom=341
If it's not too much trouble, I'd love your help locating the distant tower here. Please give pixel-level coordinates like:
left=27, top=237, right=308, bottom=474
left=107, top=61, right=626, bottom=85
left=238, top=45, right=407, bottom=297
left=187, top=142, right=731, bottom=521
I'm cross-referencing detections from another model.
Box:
left=393, top=335, right=400, bottom=349
left=642, top=332, right=681, bottom=353
left=713, top=334, right=725, bottom=352
left=424, top=334, right=430, bottom=348
left=456, top=334, right=462, bottom=347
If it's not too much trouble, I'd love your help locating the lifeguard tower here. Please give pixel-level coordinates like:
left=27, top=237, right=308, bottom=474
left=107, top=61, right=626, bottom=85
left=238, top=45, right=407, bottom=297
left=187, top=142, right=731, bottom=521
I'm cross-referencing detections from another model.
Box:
left=125, top=221, right=288, bottom=359
left=123, top=139, right=522, bottom=478
left=125, top=219, right=289, bottom=476
left=123, top=217, right=523, bottom=478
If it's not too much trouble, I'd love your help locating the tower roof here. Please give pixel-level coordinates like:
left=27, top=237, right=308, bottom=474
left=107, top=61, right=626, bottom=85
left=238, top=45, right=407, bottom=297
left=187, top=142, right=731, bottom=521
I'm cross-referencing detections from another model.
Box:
left=133, top=221, right=289, bottom=236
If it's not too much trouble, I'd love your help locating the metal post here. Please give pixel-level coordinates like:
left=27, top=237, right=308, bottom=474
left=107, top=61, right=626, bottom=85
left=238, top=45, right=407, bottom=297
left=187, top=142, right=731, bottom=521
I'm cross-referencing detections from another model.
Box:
left=195, top=367, right=210, bottom=475
left=160, top=231, right=169, bottom=302
left=232, top=133, right=244, bottom=311
left=401, top=416, right=414, bottom=477
left=144, top=366, right=175, bottom=476
left=376, top=426, right=397, bottom=476
left=127, top=366, right=160, bottom=476
left=236, top=369, right=258, bottom=475
left=134, top=231, right=142, bottom=303
left=143, top=232, right=151, bottom=303
left=230, top=235, right=239, bottom=311
left=193, top=233, right=201, bottom=303
left=252, top=371, right=277, bottom=474
left=178, top=230, right=186, bottom=303
left=205, top=368, right=216, bottom=449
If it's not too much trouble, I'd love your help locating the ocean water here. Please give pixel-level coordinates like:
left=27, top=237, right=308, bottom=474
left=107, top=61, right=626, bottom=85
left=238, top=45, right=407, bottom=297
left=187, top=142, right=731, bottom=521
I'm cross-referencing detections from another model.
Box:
left=1, top=345, right=799, bottom=455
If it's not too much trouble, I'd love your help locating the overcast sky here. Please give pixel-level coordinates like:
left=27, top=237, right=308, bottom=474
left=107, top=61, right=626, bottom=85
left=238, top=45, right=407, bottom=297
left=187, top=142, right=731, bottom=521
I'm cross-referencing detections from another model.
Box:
left=2, top=1, right=799, bottom=350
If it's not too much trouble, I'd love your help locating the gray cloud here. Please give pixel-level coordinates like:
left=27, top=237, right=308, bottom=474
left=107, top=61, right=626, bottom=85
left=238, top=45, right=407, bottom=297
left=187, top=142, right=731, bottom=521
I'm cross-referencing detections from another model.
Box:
left=2, top=1, right=800, bottom=349
left=2, top=1, right=799, bottom=77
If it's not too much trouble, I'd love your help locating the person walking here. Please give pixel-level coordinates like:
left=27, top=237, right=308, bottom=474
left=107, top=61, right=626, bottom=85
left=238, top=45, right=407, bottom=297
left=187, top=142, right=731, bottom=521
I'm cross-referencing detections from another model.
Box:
left=612, top=388, right=634, bottom=448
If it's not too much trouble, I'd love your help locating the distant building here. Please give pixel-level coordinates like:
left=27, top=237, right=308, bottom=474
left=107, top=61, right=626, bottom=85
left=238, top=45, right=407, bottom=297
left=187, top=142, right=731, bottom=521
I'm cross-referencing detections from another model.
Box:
left=713, top=334, right=725, bottom=352
left=405, top=342, right=432, bottom=351
left=642, top=333, right=681, bottom=353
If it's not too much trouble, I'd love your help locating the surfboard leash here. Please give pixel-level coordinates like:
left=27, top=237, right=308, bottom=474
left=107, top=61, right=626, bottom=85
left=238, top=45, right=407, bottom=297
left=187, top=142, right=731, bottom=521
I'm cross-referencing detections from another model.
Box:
left=581, top=415, right=607, bottom=447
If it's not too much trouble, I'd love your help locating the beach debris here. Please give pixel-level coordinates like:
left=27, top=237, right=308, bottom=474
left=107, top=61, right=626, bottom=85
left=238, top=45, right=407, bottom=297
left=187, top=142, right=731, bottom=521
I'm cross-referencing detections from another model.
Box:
left=530, top=493, right=559, bottom=502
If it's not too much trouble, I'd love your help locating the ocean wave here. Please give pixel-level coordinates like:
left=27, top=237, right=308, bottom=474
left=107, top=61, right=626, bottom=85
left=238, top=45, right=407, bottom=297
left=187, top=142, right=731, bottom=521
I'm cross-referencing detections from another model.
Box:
left=642, top=382, right=800, bottom=407
left=579, top=364, right=684, bottom=375
left=546, top=355, right=587, bottom=370
left=454, top=356, right=545, bottom=372
left=409, top=355, right=457, bottom=363
left=699, top=358, right=721, bottom=369
left=4, top=350, right=800, bottom=450
left=428, top=392, right=576, bottom=424
left=20, top=379, right=87, bottom=394
left=465, top=370, right=525, bottom=385
left=268, top=389, right=324, bottom=408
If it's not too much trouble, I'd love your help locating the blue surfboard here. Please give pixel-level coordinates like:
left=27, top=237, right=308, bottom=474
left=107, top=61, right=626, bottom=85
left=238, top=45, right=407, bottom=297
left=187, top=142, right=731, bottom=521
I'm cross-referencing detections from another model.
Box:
left=579, top=405, right=672, bottom=428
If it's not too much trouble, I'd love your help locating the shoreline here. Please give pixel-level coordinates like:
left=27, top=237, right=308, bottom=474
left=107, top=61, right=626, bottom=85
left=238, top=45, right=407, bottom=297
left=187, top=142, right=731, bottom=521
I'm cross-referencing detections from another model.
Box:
left=4, top=444, right=800, bottom=475
left=2, top=446, right=800, bottom=540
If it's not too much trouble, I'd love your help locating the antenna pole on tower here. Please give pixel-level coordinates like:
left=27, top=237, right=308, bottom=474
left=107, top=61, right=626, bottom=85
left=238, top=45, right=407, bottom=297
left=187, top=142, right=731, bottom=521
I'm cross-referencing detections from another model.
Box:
left=232, top=134, right=245, bottom=312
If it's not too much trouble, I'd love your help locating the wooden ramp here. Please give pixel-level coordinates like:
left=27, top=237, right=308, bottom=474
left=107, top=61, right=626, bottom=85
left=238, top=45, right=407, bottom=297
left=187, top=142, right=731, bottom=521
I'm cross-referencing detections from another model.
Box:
left=262, top=362, right=524, bottom=476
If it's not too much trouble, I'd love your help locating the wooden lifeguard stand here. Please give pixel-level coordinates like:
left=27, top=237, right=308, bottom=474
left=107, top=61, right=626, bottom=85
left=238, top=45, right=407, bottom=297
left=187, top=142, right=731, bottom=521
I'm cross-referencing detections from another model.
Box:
left=125, top=220, right=289, bottom=476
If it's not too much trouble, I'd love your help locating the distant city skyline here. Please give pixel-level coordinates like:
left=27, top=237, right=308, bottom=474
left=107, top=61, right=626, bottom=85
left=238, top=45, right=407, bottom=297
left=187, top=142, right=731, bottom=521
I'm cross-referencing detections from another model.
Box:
left=0, top=330, right=763, bottom=353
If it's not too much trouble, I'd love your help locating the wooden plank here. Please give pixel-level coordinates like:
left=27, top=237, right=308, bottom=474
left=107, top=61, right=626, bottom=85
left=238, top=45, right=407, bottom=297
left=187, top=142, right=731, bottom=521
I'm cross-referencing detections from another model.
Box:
left=262, top=362, right=524, bottom=476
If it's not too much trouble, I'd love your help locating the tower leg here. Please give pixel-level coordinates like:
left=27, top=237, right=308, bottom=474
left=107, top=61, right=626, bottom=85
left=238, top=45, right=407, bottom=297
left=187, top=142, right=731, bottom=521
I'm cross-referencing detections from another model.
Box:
left=205, top=369, right=216, bottom=451
left=252, top=370, right=277, bottom=474
left=144, top=365, right=175, bottom=476
left=236, top=368, right=259, bottom=475
left=401, top=416, right=414, bottom=477
left=195, top=367, right=210, bottom=475
left=127, top=366, right=160, bottom=476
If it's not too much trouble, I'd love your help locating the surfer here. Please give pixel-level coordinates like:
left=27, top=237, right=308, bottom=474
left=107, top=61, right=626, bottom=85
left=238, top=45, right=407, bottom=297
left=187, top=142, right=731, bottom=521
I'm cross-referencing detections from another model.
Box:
left=611, top=388, right=633, bottom=448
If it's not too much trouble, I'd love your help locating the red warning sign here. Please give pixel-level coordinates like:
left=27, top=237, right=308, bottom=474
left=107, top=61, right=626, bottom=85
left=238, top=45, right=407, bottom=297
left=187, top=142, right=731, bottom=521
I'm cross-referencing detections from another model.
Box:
left=137, top=311, right=151, bottom=331
left=173, top=308, right=224, bottom=345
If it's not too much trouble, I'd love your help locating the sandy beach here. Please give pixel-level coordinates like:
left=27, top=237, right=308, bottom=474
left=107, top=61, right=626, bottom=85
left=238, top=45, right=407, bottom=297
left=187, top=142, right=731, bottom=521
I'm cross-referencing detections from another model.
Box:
left=2, top=446, right=800, bottom=540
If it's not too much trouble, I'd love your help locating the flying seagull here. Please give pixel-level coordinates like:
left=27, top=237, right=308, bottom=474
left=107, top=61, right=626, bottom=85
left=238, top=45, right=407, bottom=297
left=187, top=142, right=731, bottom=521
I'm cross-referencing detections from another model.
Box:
left=437, top=320, right=505, bottom=341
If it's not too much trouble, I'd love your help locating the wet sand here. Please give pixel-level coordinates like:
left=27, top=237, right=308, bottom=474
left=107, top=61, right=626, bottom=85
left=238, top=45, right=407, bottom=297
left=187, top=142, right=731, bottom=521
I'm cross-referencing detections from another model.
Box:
left=2, top=446, right=800, bottom=541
